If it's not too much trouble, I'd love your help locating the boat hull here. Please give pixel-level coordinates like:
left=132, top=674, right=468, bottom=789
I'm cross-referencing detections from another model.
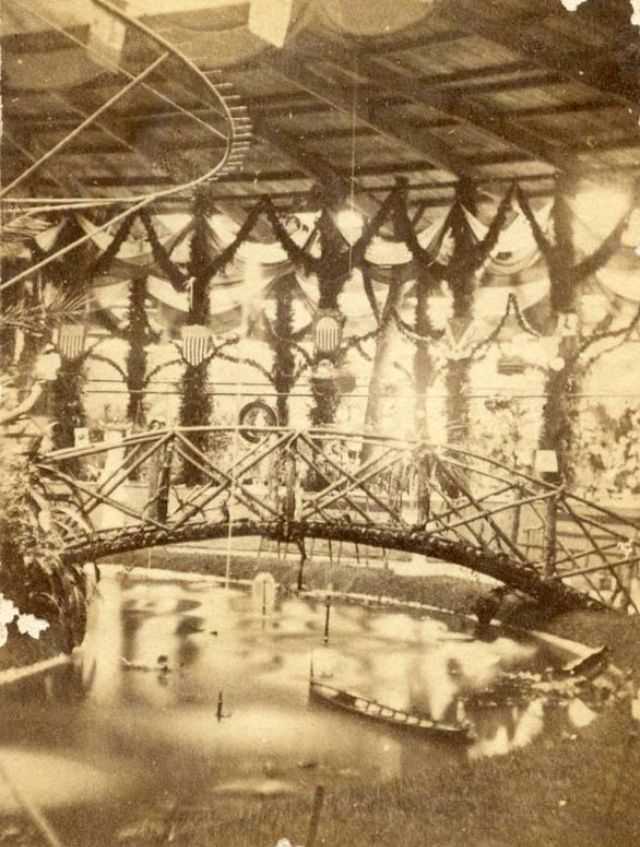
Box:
left=309, top=681, right=472, bottom=742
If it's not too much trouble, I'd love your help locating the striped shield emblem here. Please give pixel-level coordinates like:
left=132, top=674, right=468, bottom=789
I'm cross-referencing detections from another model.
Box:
left=56, top=323, right=86, bottom=361
left=313, top=310, right=343, bottom=356
left=182, top=324, right=213, bottom=367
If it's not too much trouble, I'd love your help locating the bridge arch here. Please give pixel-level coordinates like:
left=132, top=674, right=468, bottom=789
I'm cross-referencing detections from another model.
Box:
left=35, top=426, right=640, bottom=614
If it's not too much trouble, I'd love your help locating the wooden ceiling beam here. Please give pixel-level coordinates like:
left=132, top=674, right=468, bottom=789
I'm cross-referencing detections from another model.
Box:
left=507, top=99, right=621, bottom=119
left=254, top=121, right=350, bottom=200
left=355, top=55, right=572, bottom=171
left=353, top=28, right=468, bottom=56
left=440, top=1, right=640, bottom=112
left=267, top=55, right=470, bottom=178
left=4, top=90, right=408, bottom=133
left=0, top=25, right=88, bottom=54
left=285, top=34, right=576, bottom=174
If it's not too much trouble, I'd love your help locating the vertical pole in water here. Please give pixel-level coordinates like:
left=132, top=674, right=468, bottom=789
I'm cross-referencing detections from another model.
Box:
left=306, top=785, right=325, bottom=847
left=217, top=690, right=223, bottom=721
left=225, top=383, right=241, bottom=588
left=262, top=578, right=267, bottom=616
left=323, top=595, right=331, bottom=644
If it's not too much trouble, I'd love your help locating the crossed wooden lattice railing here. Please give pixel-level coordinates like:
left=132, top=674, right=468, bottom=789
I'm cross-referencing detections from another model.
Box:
left=35, top=427, right=640, bottom=613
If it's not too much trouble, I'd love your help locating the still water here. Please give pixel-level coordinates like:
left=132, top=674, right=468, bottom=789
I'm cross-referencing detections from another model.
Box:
left=0, top=568, right=590, bottom=844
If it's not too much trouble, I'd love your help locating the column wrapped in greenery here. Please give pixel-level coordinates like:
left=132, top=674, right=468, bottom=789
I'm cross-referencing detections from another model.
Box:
left=125, top=275, right=150, bottom=426
left=361, top=268, right=404, bottom=437
left=51, top=357, right=86, bottom=449
left=443, top=181, right=479, bottom=447
left=179, top=193, right=214, bottom=485
left=395, top=178, right=515, bottom=449
left=517, top=178, right=637, bottom=482
left=413, top=266, right=439, bottom=440
left=264, top=188, right=399, bottom=427
left=271, top=274, right=297, bottom=426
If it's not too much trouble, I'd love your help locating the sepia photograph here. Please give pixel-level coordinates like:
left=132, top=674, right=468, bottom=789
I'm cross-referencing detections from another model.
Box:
left=1, top=1, right=640, bottom=845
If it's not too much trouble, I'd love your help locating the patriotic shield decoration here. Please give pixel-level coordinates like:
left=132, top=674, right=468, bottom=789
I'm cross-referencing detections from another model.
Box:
left=56, top=323, right=87, bottom=361
left=181, top=324, right=213, bottom=367
left=313, top=309, right=344, bottom=356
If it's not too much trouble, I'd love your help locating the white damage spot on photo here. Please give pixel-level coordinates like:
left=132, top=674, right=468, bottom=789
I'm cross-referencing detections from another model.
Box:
left=0, top=593, right=49, bottom=648
left=559, top=0, right=588, bottom=10
left=560, top=0, right=640, bottom=24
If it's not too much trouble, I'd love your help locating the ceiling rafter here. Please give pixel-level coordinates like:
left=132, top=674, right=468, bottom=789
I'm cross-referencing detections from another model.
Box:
left=285, top=35, right=574, bottom=173
left=352, top=55, right=572, bottom=172
left=266, top=54, right=470, bottom=178
left=440, top=1, right=640, bottom=113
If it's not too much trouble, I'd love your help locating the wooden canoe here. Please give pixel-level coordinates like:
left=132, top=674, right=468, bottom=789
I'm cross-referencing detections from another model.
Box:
left=309, top=679, right=474, bottom=742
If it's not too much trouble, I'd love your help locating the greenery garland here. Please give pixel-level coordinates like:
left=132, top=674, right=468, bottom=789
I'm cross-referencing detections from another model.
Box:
left=262, top=188, right=400, bottom=306
left=190, top=198, right=269, bottom=283
left=139, top=199, right=269, bottom=294
left=88, top=211, right=137, bottom=278
left=515, top=181, right=638, bottom=313
left=139, top=208, right=190, bottom=292
left=393, top=180, right=516, bottom=279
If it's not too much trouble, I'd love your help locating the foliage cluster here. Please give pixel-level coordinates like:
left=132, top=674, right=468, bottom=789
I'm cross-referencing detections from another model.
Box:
left=0, top=448, right=89, bottom=652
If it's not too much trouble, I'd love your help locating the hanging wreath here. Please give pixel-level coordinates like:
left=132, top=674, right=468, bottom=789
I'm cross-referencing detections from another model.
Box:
left=238, top=399, right=278, bottom=442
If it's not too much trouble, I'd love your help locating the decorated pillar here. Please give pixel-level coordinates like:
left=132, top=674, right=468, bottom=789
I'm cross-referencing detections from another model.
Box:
left=271, top=274, right=296, bottom=426
left=413, top=268, right=436, bottom=441
left=539, top=176, right=580, bottom=484
left=179, top=194, right=214, bottom=485
left=51, top=323, right=88, bottom=453
left=308, top=209, right=348, bottom=428
left=444, top=180, right=479, bottom=448
left=361, top=267, right=404, bottom=438
left=125, top=275, right=149, bottom=427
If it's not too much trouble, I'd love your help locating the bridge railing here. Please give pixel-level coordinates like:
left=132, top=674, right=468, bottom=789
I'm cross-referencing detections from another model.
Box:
left=35, top=426, right=640, bottom=613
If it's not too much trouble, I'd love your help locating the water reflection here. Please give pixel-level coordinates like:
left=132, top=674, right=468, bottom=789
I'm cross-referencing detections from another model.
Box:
left=0, top=569, right=594, bottom=842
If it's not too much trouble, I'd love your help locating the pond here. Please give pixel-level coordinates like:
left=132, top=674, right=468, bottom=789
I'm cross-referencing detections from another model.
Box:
left=0, top=567, right=599, bottom=845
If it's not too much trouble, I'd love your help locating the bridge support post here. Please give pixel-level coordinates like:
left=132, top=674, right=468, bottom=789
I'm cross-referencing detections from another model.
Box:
left=150, top=441, right=174, bottom=523
left=543, top=492, right=559, bottom=578
left=416, top=453, right=431, bottom=525
left=158, top=443, right=174, bottom=524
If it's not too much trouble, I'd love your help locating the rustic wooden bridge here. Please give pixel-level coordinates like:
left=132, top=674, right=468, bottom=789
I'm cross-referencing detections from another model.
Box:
left=34, top=426, right=640, bottom=614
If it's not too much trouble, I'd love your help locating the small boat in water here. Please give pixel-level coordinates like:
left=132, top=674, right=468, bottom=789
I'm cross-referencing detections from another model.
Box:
left=309, top=678, right=474, bottom=742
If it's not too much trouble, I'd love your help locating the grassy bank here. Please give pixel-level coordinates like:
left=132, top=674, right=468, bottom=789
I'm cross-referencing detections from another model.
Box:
left=77, top=551, right=640, bottom=844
